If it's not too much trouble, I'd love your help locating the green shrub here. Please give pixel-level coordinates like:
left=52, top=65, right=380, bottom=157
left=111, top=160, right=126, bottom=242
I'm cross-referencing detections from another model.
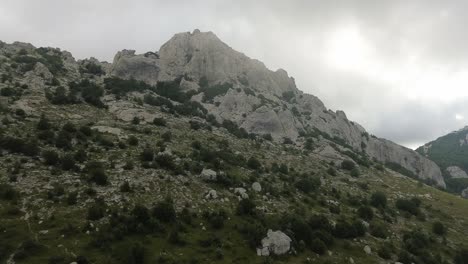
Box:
left=327, top=167, right=337, bottom=176
left=370, top=191, right=387, bottom=208
left=377, top=243, right=392, bottom=259
left=37, top=115, right=52, bottom=131
left=161, top=131, right=172, bottom=142
left=357, top=206, right=374, bottom=221
left=310, top=238, right=327, bottom=255
left=201, top=82, right=232, bottom=102
left=432, top=221, right=446, bottom=236
left=140, top=148, right=154, bottom=162
left=127, top=136, right=139, bottom=146
left=152, top=198, right=176, bottom=222
left=155, top=154, right=176, bottom=171
left=104, top=77, right=155, bottom=96
left=87, top=204, right=105, bottom=220
left=80, top=62, right=104, bottom=75
left=295, top=177, right=321, bottom=194
left=402, top=229, right=430, bottom=256
left=333, top=218, right=365, bottom=239
left=369, top=222, right=389, bottom=238
left=237, top=198, right=256, bottom=215
left=0, top=184, right=19, bottom=201
left=67, top=192, right=78, bottom=205
left=0, top=136, right=40, bottom=156
left=283, top=137, right=293, bottom=145
left=86, top=162, right=108, bottom=185
left=247, top=157, right=261, bottom=170
left=341, top=160, right=355, bottom=170
left=42, top=150, right=60, bottom=165
left=153, top=117, right=166, bottom=126
left=350, top=168, right=360, bottom=177
left=61, top=154, right=76, bottom=171
left=282, top=91, right=295, bottom=102
left=0, top=87, right=16, bottom=96
left=126, top=243, right=146, bottom=264
left=55, top=131, right=72, bottom=150
left=120, top=181, right=131, bottom=192
left=69, top=79, right=105, bottom=108
left=396, top=198, right=421, bottom=216
left=454, top=247, right=468, bottom=264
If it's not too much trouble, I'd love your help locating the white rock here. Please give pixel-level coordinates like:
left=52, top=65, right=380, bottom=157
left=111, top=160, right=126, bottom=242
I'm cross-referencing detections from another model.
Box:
left=257, top=229, right=291, bottom=256
left=199, top=169, right=217, bottom=181
left=205, top=189, right=217, bottom=199
left=364, top=245, right=371, bottom=254
left=446, top=166, right=468, bottom=178
left=252, top=182, right=262, bottom=192
left=234, top=187, right=249, bottom=199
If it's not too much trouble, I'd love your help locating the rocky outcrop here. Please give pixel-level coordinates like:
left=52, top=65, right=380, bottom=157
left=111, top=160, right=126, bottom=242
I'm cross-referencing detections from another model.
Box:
left=257, top=230, right=292, bottom=256
left=462, top=188, right=468, bottom=199
left=446, top=166, right=468, bottom=178
left=367, top=138, right=445, bottom=188
left=110, top=49, right=161, bottom=86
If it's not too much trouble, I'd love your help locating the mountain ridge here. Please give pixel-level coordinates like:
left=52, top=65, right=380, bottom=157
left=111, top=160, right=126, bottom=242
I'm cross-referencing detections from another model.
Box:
left=0, top=29, right=445, bottom=188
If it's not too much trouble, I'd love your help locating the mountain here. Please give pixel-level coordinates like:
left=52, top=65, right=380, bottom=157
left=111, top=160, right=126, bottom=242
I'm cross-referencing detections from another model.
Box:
left=110, top=29, right=445, bottom=188
left=417, top=126, right=468, bottom=196
left=0, top=30, right=467, bottom=263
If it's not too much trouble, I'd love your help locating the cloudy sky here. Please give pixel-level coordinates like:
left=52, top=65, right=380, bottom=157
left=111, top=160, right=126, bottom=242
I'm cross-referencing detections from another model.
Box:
left=1, top=0, right=467, bottom=149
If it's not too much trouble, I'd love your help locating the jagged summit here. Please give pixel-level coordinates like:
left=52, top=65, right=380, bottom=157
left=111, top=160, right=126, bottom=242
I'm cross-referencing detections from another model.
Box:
left=112, top=30, right=297, bottom=96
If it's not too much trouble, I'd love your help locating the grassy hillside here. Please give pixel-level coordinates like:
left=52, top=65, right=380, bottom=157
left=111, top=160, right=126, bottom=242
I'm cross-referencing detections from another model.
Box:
left=0, top=97, right=468, bottom=264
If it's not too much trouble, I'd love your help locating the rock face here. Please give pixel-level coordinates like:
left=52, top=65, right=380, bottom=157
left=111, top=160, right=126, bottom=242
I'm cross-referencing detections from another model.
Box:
left=446, top=166, right=468, bottom=178
left=257, top=230, right=291, bottom=256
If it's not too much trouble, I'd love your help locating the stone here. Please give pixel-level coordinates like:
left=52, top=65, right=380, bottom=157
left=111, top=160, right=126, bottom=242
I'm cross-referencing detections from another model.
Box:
left=252, top=182, right=262, bottom=192
left=256, top=229, right=291, bottom=256
left=234, top=188, right=249, bottom=199
left=364, top=245, right=371, bottom=254
left=462, top=187, right=468, bottom=199
left=199, top=169, right=217, bottom=181
left=205, top=190, right=217, bottom=199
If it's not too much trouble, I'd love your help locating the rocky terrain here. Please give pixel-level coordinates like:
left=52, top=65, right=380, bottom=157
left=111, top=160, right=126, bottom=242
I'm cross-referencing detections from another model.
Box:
left=0, top=30, right=467, bottom=264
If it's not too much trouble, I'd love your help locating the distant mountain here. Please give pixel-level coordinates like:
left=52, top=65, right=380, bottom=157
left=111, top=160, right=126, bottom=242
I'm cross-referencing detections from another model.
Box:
left=417, top=126, right=468, bottom=195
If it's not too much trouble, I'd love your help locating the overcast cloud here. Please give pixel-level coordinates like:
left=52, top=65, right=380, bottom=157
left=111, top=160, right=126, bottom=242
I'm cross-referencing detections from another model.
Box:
left=1, top=0, right=468, bottom=148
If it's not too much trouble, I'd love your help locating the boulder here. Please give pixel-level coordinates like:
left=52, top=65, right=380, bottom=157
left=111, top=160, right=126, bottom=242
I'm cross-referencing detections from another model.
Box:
left=199, top=169, right=217, bottom=181
left=462, top=188, right=468, bottom=199
left=205, top=190, right=217, bottom=199
left=252, top=182, right=262, bottom=192
left=364, top=245, right=371, bottom=254
left=234, top=187, right=249, bottom=199
left=256, top=230, right=291, bottom=256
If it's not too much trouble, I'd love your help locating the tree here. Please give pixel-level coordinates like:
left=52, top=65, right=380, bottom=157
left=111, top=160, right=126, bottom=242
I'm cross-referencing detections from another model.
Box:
left=37, top=114, right=51, bottom=130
